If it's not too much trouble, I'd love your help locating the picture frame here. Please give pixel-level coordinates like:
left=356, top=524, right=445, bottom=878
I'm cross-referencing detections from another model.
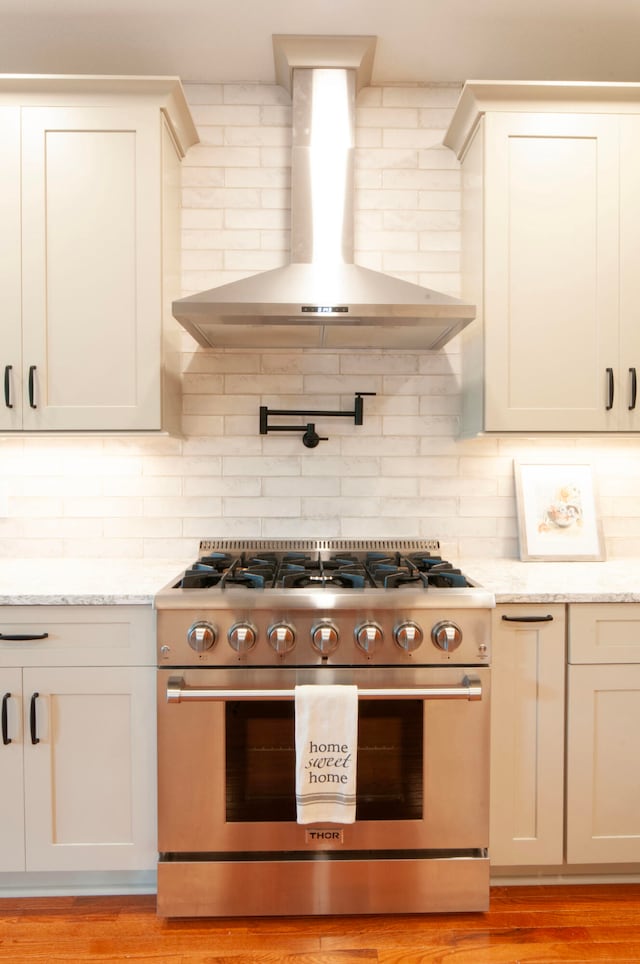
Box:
left=514, top=460, right=605, bottom=562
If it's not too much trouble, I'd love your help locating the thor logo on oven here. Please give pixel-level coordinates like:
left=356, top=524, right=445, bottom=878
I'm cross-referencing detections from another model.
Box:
left=305, top=830, right=344, bottom=842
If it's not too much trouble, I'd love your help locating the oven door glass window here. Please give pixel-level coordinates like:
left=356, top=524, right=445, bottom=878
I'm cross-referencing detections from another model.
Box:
left=225, top=700, right=423, bottom=822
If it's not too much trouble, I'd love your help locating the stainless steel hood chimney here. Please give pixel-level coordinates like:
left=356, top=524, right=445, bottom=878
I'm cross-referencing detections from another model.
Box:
left=172, top=36, right=475, bottom=350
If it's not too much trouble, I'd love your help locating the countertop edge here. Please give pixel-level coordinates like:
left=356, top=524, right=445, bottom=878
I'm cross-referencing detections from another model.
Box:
left=0, top=557, right=639, bottom=606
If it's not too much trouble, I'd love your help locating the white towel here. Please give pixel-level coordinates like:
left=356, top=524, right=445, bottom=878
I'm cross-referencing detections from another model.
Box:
left=295, top=684, right=358, bottom=825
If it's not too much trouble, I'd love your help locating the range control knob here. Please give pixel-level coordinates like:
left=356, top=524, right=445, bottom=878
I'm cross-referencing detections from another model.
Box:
left=267, top=622, right=296, bottom=655
left=355, top=622, right=383, bottom=657
left=431, top=620, right=463, bottom=653
left=228, top=622, right=257, bottom=655
left=393, top=620, right=423, bottom=653
left=187, top=621, right=216, bottom=652
left=311, top=621, right=339, bottom=656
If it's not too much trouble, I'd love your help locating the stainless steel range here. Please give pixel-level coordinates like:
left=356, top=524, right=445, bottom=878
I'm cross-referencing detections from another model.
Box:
left=155, top=539, right=494, bottom=918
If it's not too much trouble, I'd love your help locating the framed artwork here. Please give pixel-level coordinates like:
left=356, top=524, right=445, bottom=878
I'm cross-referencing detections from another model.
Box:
left=514, top=460, right=605, bottom=561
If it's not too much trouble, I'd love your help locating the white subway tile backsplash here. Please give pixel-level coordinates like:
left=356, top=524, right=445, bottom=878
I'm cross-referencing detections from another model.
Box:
left=184, top=187, right=261, bottom=208
left=418, top=108, right=461, bottom=129
left=418, top=148, right=459, bottom=170
left=184, top=476, right=261, bottom=497
left=182, top=84, right=224, bottom=105
left=182, top=373, right=226, bottom=394
left=189, top=104, right=261, bottom=126
left=224, top=208, right=288, bottom=230
left=261, top=517, right=342, bottom=539
left=184, top=123, right=225, bottom=146
left=358, top=107, right=419, bottom=128
left=142, top=456, right=221, bottom=478
left=262, top=353, right=340, bottom=375
left=104, top=517, right=183, bottom=538
left=226, top=167, right=289, bottom=188
left=343, top=437, right=419, bottom=457
left=224, top=250, right=285, bottom=271
left=355, top=128, right=383, bottom=148
left=223, top=84, right=290, bottom=106
left=222, top=457, right=301, bottom=477
left=224, top=126, right=290, bottom=148
left=182, top=167, right=226, bottom=187
left=384, top=128, right=446, bottom=150
left=63, top=497, right=143, bottom=518
left=357, top=87, right=383, bottom=106
left=342, top=476, right=419, bottom=497
left=259, top=105, right=292, bottom=126
left=181, top=516, right=258, bottom=538
left=356, top=147, right=419, bottom=169
left=184, top=145, right=261, bottom=168
left=382, top=86, right=461, bottom=108
left=65, top=538, right=145, bottom=559
left=357, top=230, right=418, bottom=251
left=223, top=497, right=302, bottom=517
left=183, top=229, right=260, bottom=250
left=1, top=81, right=638, bottom=563
left=382, top=169, right=460, bottom=191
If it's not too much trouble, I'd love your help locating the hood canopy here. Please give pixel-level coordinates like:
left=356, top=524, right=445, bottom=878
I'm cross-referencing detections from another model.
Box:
left=173, top=36, right=475, bottom=350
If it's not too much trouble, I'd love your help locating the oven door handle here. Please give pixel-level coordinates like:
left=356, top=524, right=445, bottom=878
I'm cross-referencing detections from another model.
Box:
left=166, top=675, right=483, bottom=703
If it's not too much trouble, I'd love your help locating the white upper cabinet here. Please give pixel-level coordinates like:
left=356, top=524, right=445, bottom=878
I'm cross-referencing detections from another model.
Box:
left=0, top=106, right=21, bottom=431
left=0, top=77, right=198, bottom=433
left=444, top=83, right=640, bottom=435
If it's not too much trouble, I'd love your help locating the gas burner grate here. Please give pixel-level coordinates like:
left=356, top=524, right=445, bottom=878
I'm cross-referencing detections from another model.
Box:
left=171, top=541, right=472, bottom=592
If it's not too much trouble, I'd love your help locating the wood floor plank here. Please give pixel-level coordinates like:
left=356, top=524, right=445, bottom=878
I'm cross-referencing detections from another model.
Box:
left=1, top=886, right=640, bottom=963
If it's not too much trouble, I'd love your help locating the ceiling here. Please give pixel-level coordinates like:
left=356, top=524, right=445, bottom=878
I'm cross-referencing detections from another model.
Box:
left=2, top=0, right=640, bottom=87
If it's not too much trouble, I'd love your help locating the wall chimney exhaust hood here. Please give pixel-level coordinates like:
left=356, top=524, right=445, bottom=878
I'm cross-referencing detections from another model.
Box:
left=172, top=35, right=475, bottom=350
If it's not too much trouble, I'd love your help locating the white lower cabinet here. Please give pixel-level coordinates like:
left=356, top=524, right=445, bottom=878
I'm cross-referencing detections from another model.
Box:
left=491, top=601, right=640, bottom=871
left=0, top=668, right=25, bottom=871
left=0, top=607, right=156, bottom=874
left=490, top=604, right=566, bottom=866
left=567, top=603, right=640, bottom=863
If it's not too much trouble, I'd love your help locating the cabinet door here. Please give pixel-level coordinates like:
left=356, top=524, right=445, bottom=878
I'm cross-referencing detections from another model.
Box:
left=0, top=106, right=22, bottom=430
left=567, top=663, right=640, bottom=863
left=619, top=116, right=640, bottom=431
left=569, top=603, right=640, bottom=663
left=484, top=113, right=620, bottom=432
left=0, top=669, right=25, bottom=871
left=490, top=605, right=565, bottom=866
left=22, top=665, right=156, bottom=871
left=20, top=107, right=162, bottom=430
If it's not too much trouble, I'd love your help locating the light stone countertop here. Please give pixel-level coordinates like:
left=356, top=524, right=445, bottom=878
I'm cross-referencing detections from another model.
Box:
left=461, top=558, right=640, bottom=604
left=0, top=558, right=191, bottom=606
left=0, top=556, right=639, bottom=606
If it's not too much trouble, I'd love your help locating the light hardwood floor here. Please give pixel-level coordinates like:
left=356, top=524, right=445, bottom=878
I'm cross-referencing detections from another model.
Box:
left=2, top=884, right=640, bottom=962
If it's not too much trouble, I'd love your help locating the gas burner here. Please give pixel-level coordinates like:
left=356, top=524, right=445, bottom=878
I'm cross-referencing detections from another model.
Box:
left=280, top=561, right=367, bottom=589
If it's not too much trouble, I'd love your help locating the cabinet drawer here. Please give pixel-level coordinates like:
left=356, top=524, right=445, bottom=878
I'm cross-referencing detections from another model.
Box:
left=0, top=606, right=155, bottom=667
left=569, top=603, right=640, bottom=663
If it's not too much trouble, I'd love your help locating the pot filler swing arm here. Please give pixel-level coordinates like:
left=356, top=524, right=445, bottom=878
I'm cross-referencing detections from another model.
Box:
left=259, top=392, right=376, bottom=448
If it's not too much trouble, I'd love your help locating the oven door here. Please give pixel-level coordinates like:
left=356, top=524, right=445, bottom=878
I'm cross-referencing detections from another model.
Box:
left=157, top=665, right=489, bottom=855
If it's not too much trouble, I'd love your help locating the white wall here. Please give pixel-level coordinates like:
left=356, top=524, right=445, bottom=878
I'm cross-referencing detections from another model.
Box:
left=0, top=82, right=639, bottom=561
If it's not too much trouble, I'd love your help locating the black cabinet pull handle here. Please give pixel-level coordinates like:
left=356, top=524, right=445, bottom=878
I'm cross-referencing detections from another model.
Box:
left=28, top=365, right=37, bottom=408
left=501, top=614, right=554, bottom=623
left=605, top=367, right=614, bottom=410
left=2, top=692, right=10, bottom=746
left=0, top=632, right=49, bottom=641
left=30, top=693, right=40, bottom=745
left=3, top=365, right=12, bottom=409
left=630, top=367, right=637, bottom=411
